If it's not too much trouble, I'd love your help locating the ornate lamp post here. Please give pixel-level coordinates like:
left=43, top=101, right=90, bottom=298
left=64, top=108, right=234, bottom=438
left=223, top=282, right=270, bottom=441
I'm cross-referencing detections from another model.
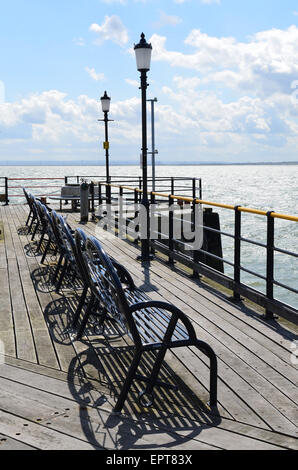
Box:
left=134, top=33, right=152, bottom=261
left=99, top=91, right=113, bottom=186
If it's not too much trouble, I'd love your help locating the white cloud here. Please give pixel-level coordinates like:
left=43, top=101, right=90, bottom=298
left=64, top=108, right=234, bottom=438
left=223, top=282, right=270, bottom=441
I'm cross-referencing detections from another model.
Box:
left=73, top=37, right=85, bottom=46
left=85, top=67, right=105, bottom=81
left=100, top=0, right=127, bottom=3
left=201, top=0, right=221, bottom=4
left=174, top=0, right=220, bottom=3
left=125, top=78, right=139, bottom=87
left=90, top=16, right=129, bottom=46
left=0, top=81, right=5, bottom=104
left=150, top=26, right=298, bottom=98
left=154, top=11, right=182, bottom=28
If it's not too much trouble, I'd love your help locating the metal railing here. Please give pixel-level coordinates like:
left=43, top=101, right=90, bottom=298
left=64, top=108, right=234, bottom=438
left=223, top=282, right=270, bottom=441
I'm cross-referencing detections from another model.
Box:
left=90, top=181, right=298, bottom=325
left=65, top=175, right=202, bottom=199
left=0, top=177, right=65, bottom=204
left=1, top=176, right=201, bottom=205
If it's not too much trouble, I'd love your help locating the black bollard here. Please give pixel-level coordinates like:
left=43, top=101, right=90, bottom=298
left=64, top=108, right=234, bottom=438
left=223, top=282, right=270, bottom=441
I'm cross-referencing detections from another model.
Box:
left=80, top=181, right=89, bottom=223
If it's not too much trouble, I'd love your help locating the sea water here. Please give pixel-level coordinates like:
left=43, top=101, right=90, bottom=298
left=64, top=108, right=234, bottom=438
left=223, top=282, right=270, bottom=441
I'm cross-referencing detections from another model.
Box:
left=1, top=164, right=297, bottom=310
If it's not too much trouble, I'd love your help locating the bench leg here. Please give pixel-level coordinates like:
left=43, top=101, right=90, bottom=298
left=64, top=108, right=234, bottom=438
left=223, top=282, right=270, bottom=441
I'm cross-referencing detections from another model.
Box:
left=52, top=253, right=63, bottom=283
left=36, top=228, right=46, bottom=252
left=31, top=220, right=40, bottom=240
left=71, top=285, right=88, bottom=328
left=28, top=215, right=36, bottom=234
left=75, top=294, right=98, bottom=340
left=26, top=210, right=32, bottom=226
left=41, top=237, right=51, bottom=264
left=56, top=258, right=68, bottom=292
left=196, top=340, right=218, bottom=408
left=113, top=350, right=142, bottom=413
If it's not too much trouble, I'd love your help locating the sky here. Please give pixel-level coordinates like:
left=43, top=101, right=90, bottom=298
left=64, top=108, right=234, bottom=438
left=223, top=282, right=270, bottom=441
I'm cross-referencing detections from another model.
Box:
left=1, top=0, right=298, bottom=164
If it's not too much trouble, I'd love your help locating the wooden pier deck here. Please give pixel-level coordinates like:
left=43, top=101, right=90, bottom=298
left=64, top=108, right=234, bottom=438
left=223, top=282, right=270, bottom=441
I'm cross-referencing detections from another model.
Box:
left=0, top=203, right=297, bottom=451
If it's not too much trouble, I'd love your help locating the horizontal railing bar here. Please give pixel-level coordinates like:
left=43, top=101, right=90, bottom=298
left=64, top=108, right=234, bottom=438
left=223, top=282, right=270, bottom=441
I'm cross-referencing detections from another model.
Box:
left=239, top=266, right=267, bottom=281
left=273, top=280, right=298, bottom=294
left=240, top=236, right=267, bottom=249
left=102, top=182, right=298, bottom=222
left=273, top=246, right=298, bottom=258
left=150, top=241, right=298, bottom=323
left=8, top=177, right=65, bottom=180
left=202, top=225, right=235, bottom=239
left=197, top=249, right=235, bottom=267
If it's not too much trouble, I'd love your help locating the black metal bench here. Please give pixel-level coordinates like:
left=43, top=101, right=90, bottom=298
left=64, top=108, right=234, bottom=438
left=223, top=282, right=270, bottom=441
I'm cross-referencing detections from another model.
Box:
left=75, top=234, right=218, bottom=413
left=22, top=195, right=218, bottom=414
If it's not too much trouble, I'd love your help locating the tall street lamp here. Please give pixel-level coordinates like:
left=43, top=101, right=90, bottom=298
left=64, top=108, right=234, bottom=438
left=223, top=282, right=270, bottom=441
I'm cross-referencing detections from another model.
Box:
left=99, top=91, right=113, bottom=186
left=134, top=32, right=152, bottom=261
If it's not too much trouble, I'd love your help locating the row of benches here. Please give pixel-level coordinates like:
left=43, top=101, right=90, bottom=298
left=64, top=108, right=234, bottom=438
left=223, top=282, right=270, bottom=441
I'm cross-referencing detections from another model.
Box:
left=23, top=188, right=218, bottom=413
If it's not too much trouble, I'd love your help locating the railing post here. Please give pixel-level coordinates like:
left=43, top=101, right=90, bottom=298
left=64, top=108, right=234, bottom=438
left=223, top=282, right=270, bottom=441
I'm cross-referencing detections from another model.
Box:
left=5, top=177, right=9, bottom=205
left=192, top=178, right=196, bottom=200
left=171, top=177, right=174, bottom=196
left=119, top=186, right=125, bottom=239
left=90, top=181, right=95, bottom=220
left=192, top=198, right=200, bottom=278
left=106, top=183, right=111, bottom=206
left=98, top=182, right=102, bottom=205
left=168, top=195, right=174, bottom=265
left=232, top=205, right=242, bottom=302
left=80, top=181, right=89, bottom=223
left=134, top=188, right=139, bottom=244
left=265, top=211, right=277, bottom=320
left=150, top=191, right=156, bottom=255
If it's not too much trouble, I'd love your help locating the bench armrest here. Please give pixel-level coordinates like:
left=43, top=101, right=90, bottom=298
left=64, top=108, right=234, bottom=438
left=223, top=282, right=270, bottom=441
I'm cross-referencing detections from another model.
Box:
left=129, top=300, right=197, bottom=341
left=111, top=260, right=136, bottom=290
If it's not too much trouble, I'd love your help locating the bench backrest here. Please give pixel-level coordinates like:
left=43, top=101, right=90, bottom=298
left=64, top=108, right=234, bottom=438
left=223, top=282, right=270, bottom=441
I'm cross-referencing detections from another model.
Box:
left=35, top=200, right=50, bottom=231
left=27, top=192, right=39, bottom=218
left=60, top=185, right=99, bottom=198
left=55, top=216, right=89, bottom=283
left=51, top=212, right=75, bottom=262
left=61, top=186, right=81, bottom=198
left=82, top=236, right=132, bottom=333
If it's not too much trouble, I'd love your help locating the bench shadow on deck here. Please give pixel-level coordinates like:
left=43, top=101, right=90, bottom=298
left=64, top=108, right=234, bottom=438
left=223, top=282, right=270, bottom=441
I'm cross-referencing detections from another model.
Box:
left=0, top=203, right=297, bottom=451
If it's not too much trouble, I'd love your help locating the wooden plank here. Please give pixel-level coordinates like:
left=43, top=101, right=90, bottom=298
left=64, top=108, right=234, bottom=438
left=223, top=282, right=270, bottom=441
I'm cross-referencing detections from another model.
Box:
left=77, top=221, right=298, bottom=434
left=65, top=223, right=271, bottom=427
left=7, top=256, right=36, bottom=363
left=6, top=205, right=59, bottom=369
left=0, top=362, right=290, bottom=450
left=110, top=241, right=298, bottom=433
left=0, top=410, right=101, bottom=450
left=0, top=433, right=37, bottom=450
left=10, top=205, right=78, bottom=372
left=1, top=206, right=296, bottom=450
left=0, top=268, right=15, bottom=357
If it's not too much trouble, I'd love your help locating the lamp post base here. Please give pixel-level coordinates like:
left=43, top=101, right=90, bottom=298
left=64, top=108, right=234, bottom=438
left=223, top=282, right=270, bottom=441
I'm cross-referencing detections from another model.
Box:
left=137, top=253, right=154, bottom=262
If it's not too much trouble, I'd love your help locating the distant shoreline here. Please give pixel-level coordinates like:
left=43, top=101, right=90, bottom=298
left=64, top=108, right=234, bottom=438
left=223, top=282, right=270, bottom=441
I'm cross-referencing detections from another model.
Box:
left=0, top=161, right=298, bottom=166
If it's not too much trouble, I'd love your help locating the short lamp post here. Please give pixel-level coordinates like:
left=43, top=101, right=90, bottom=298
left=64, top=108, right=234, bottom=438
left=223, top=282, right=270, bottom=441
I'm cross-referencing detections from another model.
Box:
left=134, top=32, right=152, bottom=261
left=99, top=91, right=114, bottom=192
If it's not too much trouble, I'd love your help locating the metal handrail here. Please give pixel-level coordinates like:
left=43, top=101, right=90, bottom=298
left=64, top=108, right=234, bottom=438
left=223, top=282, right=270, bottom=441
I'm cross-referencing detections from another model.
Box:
left=92, top=181, right=298, bottom=323
left=96, top=182, right=298, bottom=223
